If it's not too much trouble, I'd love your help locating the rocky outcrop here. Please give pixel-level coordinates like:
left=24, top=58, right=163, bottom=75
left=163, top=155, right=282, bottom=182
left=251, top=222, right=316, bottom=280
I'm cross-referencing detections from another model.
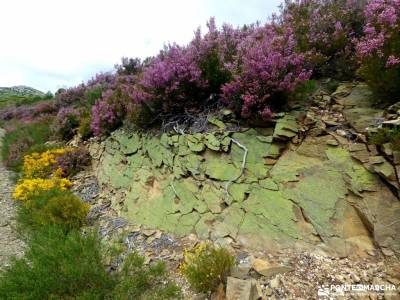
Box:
left=0, top=86, right=45, bottom=97
left=89, top=83, right=400, bottom=258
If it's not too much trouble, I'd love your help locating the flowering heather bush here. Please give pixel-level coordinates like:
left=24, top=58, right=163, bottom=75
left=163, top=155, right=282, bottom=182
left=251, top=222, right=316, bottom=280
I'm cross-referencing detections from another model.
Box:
left=191, top=18, right=250, bottom=94
left=139, top=44, right=207, bottom=113
left=56, top=147, right=91, bottom=177
left=356, top=0, right=400, bottom=99
left=137, top=19, right=250, bottom=115
left=55, top=73, right=136, bottom=109
left=0, top=100, right=56, bottom=122
left=90, top=88, right=126, bottom=136
left=54, top=107, right=80, bottom=140
left=54, top=84, right=86, bottom=107
left=280, top=0, right=366, bottom=79
left=221, top=25, right=311, bottom=119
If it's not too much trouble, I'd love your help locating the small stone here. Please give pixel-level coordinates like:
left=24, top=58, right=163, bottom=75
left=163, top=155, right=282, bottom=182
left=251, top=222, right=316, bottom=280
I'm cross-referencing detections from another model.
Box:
left=369, top=293, right=378, bottom=300
left=351, top=273, right=361, bottom=283
left=387, top=277, right=400, bottom=285
left=336, top=129, right=347, bottom=137
left=252, top=280, right=264, bottom=299
left=304, top=112, right=317, bottom=125
left=382, top=143, right=393, bottom=156
left=382, top=118, right=400, bottom=126
left=326, top=139, right=339, bottom=146
left=323, top=119, right=340, bottom=126
left=381, top=248, right=394, bottom=256
left=221, top=109, right=233, bottom=116
left=144, top=256, right=151, bottom=265
left=191, top=293, right=207, bottom=300
left=265, top=287, right=273, bottom=296
left=142, top=229, right=156, bottom=237
left=369, top=156, right=385, bottom=165
left=393, top=151, right=400, bottom=165
left=252, top=258, right=293, bottom=278
left=0, top=220, right=9, bottom=227
left=332, top=104, right=344, bottom=112
left=322, top=95, right=331, bottom=102
left=146, top=236, right=156, bottom=244
left=270, top=276, right=280, bottom=289
left=335, top=275, right=345, bottom=283
left=349, top=143, right=367, bottom=152
left=231, top=264, right=251, bottom=279
left=225, top=277, right=259, bottom=300
left=367, top=144, right=379, bottom=155
left=160, top=249, right=170, bottom=256
left=265, top=158, right=278, bottom=165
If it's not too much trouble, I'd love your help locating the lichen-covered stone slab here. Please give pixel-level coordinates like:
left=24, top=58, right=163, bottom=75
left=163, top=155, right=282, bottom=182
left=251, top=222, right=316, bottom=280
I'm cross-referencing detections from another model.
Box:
left=273, top=115, right=299, bottom=139
left=92, top=119, right=400, bottom=256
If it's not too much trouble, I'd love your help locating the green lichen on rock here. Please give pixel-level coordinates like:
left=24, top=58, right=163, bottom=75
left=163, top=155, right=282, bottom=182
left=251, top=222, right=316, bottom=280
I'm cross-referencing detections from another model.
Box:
left=270, top=151, right=322, bottom=183
left=227, top=183, right=250, bottom=202
left=245, top=188, right=300, bottom=238
left=273, top=114, right=299, bottom=139
left=325, top=147, right=378, bottom=193
left=115, top=132, right=141, bottom=154
left=284, top=165, right=347, bottom=239
left=212, top=204, right=244, bottom=239
left=203, top=150, right=240, bottom=181
left=93, top=109, right=400, bottom=255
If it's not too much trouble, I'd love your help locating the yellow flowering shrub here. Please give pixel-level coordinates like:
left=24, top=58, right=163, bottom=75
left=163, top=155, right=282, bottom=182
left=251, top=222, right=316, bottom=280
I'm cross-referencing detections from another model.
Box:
left=23, top=148, right=66, bottom=179
left=13, top=178, right=72, bottom=203
left=179, top=243, right=234, bottom=293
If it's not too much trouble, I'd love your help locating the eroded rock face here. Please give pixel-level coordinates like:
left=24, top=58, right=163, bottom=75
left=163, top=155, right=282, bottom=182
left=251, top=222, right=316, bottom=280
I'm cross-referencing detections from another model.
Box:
left=89, top=83, right=400, bottom=257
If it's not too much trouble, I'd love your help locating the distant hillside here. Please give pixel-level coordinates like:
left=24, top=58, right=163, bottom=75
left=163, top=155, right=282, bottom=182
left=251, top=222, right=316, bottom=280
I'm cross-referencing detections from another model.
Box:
left=0, top=86, right=45, bottom=97
left=0, top=85, right=50, bottom=109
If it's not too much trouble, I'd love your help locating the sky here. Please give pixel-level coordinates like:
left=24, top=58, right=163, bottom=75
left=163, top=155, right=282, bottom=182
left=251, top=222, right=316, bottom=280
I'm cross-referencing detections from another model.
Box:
left=0, top=0, right=282, bottom=92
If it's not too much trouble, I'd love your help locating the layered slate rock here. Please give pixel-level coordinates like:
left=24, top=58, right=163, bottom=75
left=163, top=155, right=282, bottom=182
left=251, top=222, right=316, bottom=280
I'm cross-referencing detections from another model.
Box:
left=90, top=106, right=400, bottom=256
left=339, top=83, right=383, bottom=133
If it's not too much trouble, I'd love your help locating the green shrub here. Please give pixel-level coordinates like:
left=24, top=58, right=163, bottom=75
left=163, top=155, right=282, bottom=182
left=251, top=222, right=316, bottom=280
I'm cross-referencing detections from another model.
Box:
left=325, top=79, right=340, bottom=94
left=85, top=86, right=103, bottom=107
left=56, top=147, right=91, bottom=177
left=27, top=142, right=62, bottom=156
left=0, top=227, right=115, bottom=300
left=1, top=120, right=53, bottom=173
left=78, top=115, right=92, bottom=139
left=54, top=107, right=80, bottom=140
left=369, top=127, right=400, bottom=151
left=293, top=80, right=318, bottom=101
left=125, top=101, right=155, bottom=128
left=17, top=189, right=89, bottom=232
left=180, top=243, right=234, bottom=293
left=111, top=252, right=182, bottom=300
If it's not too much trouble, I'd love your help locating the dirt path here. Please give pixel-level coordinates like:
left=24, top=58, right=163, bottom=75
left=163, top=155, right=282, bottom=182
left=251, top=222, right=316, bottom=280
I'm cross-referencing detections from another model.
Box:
left=0, top=128, right=24, bottom=270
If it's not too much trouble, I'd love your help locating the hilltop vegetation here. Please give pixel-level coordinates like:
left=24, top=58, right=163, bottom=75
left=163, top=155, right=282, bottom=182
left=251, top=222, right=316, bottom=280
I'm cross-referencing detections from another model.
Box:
left=1, top=0, right=399, bottom=143
left=0, top=86, right=52, bottom=110
left=46, top=0, right=399, bottom=140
